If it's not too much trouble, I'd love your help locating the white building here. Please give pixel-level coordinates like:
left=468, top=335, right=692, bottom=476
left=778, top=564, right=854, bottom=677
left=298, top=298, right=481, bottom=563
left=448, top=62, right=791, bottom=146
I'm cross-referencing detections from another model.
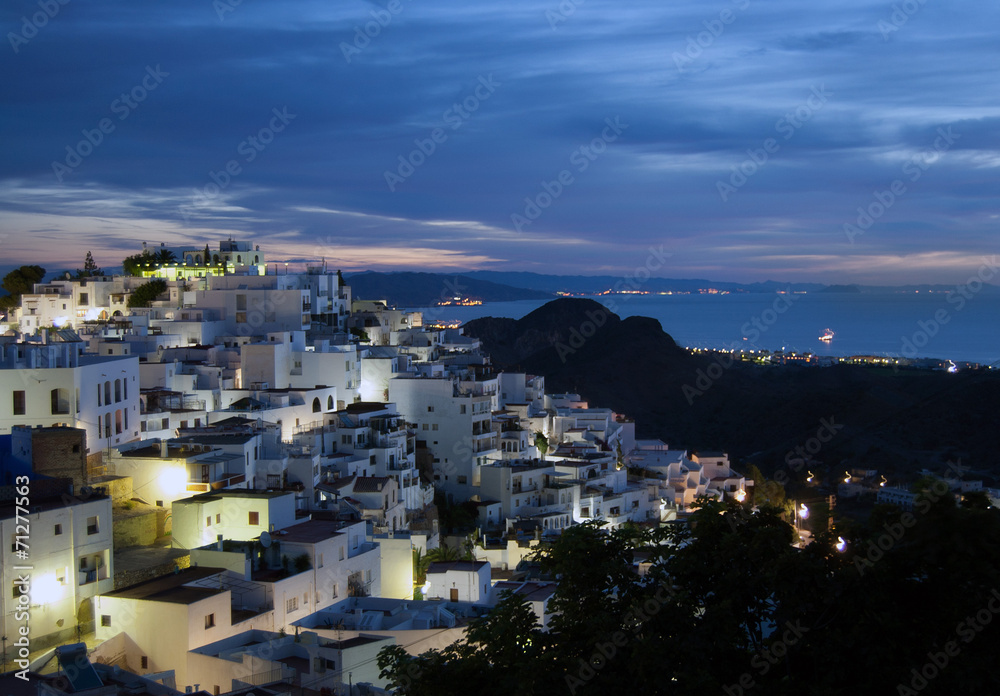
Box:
left=0, top=340, right=140, bottom=454
left=425, top=560, right=491, bottom=603
left=1, top=490, right=114, bottom=652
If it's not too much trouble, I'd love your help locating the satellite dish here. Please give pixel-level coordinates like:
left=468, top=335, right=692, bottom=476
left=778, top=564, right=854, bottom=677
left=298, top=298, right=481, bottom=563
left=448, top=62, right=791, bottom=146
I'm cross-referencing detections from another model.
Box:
left=259, top=531, right=272, bottom=548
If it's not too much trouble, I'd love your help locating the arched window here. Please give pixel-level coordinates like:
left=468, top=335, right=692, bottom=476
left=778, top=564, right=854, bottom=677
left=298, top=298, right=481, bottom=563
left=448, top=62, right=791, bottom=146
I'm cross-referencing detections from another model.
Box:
left=104, top=381, right=111, bottom=406
left=237, top=255, right=242, bottom=264
left=312, top=398, right=321, bottom=413
left=186, top=254, right=194, bottom=264
left=327, top=396, right=334, bottom=410
left=254, top=255, right=259, bottom=264
left=115, top=410, right=123, bottom=435
left=115, top=379, right=122, bottom=403
left=195, top=254, right=202, bottom=264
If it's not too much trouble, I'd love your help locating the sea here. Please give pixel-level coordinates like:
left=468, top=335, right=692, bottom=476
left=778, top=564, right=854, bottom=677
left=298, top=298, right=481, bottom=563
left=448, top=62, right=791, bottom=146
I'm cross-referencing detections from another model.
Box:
left=410, top=292, right=1000, bottom=367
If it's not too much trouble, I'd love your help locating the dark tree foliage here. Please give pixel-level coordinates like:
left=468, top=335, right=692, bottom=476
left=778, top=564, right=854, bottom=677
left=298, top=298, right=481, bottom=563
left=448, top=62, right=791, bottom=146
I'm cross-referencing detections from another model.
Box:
left=123, top=248, right=176, bottom=276
left=1, top=265, right=46, bottom=306
left=127, top=279, right=167, bottom=308
left=379, top=498, right=1000, bottom=696
left=75, top=251, right=102, bottom=278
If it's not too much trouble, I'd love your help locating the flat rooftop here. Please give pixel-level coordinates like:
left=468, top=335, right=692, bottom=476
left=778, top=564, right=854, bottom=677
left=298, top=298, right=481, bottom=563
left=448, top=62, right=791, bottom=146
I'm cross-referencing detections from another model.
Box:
left=274, top=519, right=345, bottom=544
left=104, top=566, right=226, bottom=604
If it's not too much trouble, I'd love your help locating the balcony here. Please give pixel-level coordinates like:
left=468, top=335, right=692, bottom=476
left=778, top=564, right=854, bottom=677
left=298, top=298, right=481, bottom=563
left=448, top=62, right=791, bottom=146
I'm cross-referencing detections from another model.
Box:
left=186, top=473, right=247, bottom=493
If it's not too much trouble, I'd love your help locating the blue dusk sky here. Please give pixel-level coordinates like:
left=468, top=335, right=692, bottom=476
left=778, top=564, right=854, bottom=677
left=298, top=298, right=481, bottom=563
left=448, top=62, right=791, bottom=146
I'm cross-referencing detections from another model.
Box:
left=1, top=0, right=998, bottom=284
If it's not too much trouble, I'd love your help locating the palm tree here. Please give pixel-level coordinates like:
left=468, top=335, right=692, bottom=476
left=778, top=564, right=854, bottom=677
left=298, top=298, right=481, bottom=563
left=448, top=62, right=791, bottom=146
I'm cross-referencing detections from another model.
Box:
left=155, top=248, right=176, bottom=264
left=425, top=545, right=460, bottom=564
left=413, top=548, right=430, bottom=587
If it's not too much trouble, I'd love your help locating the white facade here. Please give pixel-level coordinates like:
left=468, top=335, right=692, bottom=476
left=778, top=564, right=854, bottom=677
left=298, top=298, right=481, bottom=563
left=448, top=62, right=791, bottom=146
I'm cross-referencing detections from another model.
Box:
left=1, top=492, right=113, bottom=650
left=0, top=341, right=140, bottom=453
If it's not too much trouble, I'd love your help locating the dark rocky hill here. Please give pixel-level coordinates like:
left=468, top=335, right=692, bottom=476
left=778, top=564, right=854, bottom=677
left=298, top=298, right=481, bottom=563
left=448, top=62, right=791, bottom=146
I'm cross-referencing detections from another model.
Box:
left=463, top=298, right=1000, bottom=484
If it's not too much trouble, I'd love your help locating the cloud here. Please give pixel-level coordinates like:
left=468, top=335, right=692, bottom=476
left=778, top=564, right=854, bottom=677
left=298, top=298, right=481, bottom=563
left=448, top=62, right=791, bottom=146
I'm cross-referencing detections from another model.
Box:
left=0, top=0, right=997, bottom=284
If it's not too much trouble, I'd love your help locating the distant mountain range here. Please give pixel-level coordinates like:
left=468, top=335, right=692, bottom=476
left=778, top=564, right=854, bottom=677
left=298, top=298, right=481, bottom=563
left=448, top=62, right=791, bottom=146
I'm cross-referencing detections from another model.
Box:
left=345, top=272, right=552, bottom=306
left=345, top=270, right=999, bottom=305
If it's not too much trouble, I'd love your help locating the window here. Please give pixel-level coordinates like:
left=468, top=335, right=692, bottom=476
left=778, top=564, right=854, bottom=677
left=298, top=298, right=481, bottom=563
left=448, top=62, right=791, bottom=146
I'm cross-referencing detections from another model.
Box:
left=54, top=524, right=62, bottom=535
left=422, top=424, right=428, bottom=431
left=205, top=613, right=215, bottom=629
left=327, top=396, right=334, bottom=410
left=286, top=597, right=298, bottom=613
left=339, top=547, right=345, bottom=561
left=86, top=516, right=99, bottom=535
left=460, top=404, right=466, bottom=414
left=432, top=424, right=438, bottom=431
left=216, top=514, right=221, bottom=524
left=458, top=476, right=468, bottom=485
left=140, top=656, right=148, bottom=669
left=206, top=516, right=212, bottom=527
left=312, top=398, right=321, bottom=413
left=101, top=615, right=111, bottom=627
left=79, top=293, right=89, bottom=306
left=115, top=410, right=123, bottom=435
left=12, top=391, right=25, bottom=415
left=51, top=388, right=70, bottom=415
left=581, top=507, right=590, bottom=517
left=104, top=381, right=111, bottom=405
left=248, top=511, right=259, bottom=526
left=115, top=379, right=122, bottom=403
left=427, top=406, right=434, bottom=412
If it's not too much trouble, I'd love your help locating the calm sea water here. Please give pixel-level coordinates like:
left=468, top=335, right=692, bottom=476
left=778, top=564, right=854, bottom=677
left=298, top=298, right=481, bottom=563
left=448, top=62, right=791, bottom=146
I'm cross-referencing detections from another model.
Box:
left=412, top=293, right=1000, bottom=366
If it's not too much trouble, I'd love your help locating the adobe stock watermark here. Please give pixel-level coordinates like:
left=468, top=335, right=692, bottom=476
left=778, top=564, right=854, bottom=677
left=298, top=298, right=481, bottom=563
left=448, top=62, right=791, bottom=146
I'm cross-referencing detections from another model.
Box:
left=722, top=620, right=810, bottom=696
left=683, top=290, right=799, bottom=405
left=851, top=459, right=966, bottom=577
left=843, top=126, right=959, bottom=244
left=383, top=75, right=501, bottom=192
left=546, top=0, right=586, bottom=30
left=183, top=106, right=296, bottom=221
left=716, top=85, right=831, bottom=201
left=774, top=416, right=844, bottom=485
left=672, top=0, right=751, bottom=73
left=552, top=244, right=671, bottom=363
left=565, top=582, right=679, bottom=693
left=681, top=342, right=740, bottom=406
left=511, top=116, right=628, bottom=232
left=8, top=0, right=70, bottom=53
left=896, top=587, right=1000, bottom=695
left=889, top=256, right=999, bottom=360
left=51, top=65, right=169, bottom=182
left=340, top=0, right=413, bottom=62
left=877, top=0, right=928, bottom=41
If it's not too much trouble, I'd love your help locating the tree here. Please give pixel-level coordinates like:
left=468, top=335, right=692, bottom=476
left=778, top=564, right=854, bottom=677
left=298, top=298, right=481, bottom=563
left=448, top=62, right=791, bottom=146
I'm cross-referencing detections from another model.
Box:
left=535, top=432, right=549, bottom=459
left=1, top=265, right=46, bottom=306
left=127, top=279, right=167, bottom=308
left=75, top=251, right=102, bottom=278
left=203, top=244, right=211, bottom=266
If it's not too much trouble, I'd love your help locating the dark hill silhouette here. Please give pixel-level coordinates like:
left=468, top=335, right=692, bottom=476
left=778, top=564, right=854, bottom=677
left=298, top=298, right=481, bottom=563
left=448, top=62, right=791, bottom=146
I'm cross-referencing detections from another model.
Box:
left=463, top=299, right=1000, bottom=484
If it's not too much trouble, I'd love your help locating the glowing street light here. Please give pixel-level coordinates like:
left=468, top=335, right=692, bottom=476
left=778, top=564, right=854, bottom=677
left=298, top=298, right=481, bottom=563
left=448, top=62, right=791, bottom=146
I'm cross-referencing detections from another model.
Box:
left=799, top=503, right=809, bottom=520
left=843, top=471, right=851, bottom=484
left=836, top=537, right=847, bottom=553
left=806, top=471, right=814, bottom=483
left=735, top=489, right=746, bottom=503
